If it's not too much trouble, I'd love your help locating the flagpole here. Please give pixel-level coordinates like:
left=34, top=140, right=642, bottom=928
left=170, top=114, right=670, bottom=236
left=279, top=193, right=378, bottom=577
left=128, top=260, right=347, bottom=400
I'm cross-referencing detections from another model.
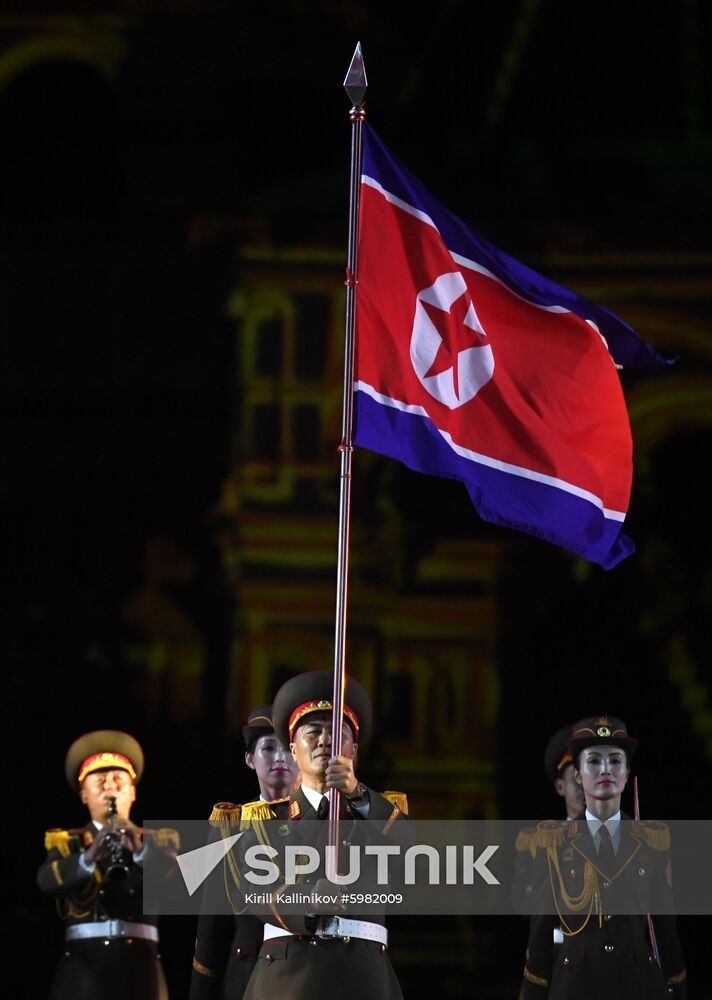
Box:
left=328, top=42, right=367, bottom=852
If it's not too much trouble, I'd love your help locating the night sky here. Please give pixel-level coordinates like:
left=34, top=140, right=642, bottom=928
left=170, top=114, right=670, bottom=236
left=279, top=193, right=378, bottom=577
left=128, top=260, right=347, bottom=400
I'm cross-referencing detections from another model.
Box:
left=2, top=3, right=711, bottom=998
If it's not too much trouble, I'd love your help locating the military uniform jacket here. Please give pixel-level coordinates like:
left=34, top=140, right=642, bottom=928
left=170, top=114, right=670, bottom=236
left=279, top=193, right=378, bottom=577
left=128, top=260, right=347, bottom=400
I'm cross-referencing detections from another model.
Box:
left=518, top=815, right=687, bottom=1000
left=189, top=803, right=264, bottom=1000
left=37, top=822, right=178, bottom=1000
left=513, top=820, right=571, bottom=916
left=233, top=785, right=411, bottom=1000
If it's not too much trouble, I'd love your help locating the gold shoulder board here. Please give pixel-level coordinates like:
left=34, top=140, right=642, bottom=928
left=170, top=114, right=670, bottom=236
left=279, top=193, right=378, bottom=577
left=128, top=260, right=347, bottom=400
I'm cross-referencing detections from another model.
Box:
left=515, top=826, right=539, bottom=858
left=635, top=820, right=671, bottom=852
left=209, top=802, right=242, bottom=823
left=239, top=799, right=287, bottom=826
left=536, top=819, right=566, bottom=851
left=44, top=829, right=76, bottom=857
left=381, top=790, right=409, bottom=815
left=152, top=827, right=181, bottom=849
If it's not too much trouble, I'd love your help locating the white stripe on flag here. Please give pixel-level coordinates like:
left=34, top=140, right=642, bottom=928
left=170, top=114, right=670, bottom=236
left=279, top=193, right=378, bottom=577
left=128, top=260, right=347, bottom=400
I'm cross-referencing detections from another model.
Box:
left=354, top=381, right=626, bottom=523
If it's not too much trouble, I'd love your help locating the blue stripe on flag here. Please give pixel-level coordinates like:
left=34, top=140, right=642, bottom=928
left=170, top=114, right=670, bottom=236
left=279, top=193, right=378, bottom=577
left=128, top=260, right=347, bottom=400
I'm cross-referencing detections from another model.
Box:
left=354, top=390, right=634, bottom=569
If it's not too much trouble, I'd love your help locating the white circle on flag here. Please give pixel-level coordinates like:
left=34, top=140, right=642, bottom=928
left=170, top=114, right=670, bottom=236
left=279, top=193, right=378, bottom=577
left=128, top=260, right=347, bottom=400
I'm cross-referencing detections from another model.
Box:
left=410, top=271, right=494, bottom=409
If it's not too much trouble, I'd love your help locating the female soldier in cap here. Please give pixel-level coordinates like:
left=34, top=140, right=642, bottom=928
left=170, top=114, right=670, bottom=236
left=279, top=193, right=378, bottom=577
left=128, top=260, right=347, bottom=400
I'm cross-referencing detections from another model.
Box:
left=232, top=671, right=411, bottom=1000
left=519, top=716, right=686, bottom=1000
left=189, top=706, right=298, bottom=999
left=37, top=730, right=177, bottom=1000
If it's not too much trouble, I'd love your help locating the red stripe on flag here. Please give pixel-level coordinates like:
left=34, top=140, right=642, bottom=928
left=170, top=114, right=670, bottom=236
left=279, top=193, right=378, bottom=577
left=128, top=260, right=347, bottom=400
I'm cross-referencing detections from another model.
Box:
left=356, top=185, right=632, bottom=514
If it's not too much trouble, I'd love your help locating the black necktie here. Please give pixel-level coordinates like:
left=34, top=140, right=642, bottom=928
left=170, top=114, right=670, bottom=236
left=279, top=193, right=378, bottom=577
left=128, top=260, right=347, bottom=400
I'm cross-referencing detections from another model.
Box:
left=597, top=824, right=616, bottom=875
left=317, top=796, right=329, bottom=819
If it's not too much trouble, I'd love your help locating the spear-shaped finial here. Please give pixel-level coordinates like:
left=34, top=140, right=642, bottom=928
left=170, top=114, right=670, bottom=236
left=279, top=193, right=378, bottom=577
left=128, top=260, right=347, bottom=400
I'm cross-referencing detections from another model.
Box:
left=344, top=41, right=367, bottom=107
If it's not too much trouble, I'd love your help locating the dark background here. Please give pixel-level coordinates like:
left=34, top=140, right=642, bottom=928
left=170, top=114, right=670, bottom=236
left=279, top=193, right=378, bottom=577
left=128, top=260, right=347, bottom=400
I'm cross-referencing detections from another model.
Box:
left=2, top=2, right=710, bottom=997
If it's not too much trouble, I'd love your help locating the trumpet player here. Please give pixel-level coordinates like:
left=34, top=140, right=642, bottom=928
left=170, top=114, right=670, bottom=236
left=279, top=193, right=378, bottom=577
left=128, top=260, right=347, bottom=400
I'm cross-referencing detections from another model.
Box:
left=37, top=729, right=175, bottom=1000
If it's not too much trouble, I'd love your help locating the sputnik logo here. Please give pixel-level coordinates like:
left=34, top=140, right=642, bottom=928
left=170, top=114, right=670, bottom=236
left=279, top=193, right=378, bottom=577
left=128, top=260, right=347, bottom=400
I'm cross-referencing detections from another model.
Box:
left=410, top=272, right=494, bottom=409
left=176, top=832, right=244, bottom=896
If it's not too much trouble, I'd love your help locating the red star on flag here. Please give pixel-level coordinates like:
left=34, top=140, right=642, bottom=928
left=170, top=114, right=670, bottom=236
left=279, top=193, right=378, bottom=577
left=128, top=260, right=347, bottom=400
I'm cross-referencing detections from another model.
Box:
left=422, top=292, right=488, bottom=400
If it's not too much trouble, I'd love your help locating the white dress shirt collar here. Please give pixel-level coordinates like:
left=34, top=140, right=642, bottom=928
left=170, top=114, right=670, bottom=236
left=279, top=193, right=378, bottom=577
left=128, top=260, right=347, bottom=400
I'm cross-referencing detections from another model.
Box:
left=585, top=808, right=622, bottom=852
left=300, top=784, right=328, bottom=812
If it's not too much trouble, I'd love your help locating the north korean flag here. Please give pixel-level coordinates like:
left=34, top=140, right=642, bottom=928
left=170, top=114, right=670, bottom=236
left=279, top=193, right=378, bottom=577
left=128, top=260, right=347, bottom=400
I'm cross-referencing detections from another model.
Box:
left=353, top=126, right=670, bottom=569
